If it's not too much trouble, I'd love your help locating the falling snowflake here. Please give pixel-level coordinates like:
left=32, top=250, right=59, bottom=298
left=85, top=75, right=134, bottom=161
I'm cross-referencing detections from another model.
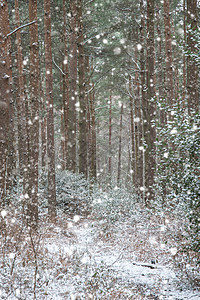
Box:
left=170, top=247, right=177, bottom=255
left=137, top=44, right=142, bottom=51
left=164, top=152, right=169, bottom=158
left=170, top=128, right=177, bottom=135
left=1, top=210, right=7, bottom=218
left=73, top=215, right=80, bottom=222
left=113, top=47, right=121, bottom=55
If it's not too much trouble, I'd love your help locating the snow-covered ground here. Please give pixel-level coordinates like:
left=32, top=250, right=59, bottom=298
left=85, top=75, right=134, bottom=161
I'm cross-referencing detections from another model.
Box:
left=41, top=217, right=200, bottom=299
left=0, top=209, right=199, bottom=299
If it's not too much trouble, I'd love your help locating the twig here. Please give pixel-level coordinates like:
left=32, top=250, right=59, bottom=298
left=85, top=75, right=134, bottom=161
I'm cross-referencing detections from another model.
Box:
left=10, top=254, right=17, bottom=276
left=86, top=69, right=112, bottom=94
left=132, top=262, right=157, bottom=269
left=52, top=56, right=66, bottom=76
left=7, top=20, right=37, bottom=37
left=29, top=229, right=40, bottom=300
left=107, top=251, right=124, bottom=267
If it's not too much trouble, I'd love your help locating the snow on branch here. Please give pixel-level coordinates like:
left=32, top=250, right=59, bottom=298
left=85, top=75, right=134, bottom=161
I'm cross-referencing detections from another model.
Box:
left=52, top=56, right=66, bottom=76
left=7, top=20, right=37, bottom=37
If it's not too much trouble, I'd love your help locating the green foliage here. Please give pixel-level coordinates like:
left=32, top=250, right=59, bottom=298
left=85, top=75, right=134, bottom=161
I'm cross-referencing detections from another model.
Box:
left=156, top=107, right=200, bottom=252
left=55, top=170, right=93, bottom=216
left=92, top=183, right=139, bottom=222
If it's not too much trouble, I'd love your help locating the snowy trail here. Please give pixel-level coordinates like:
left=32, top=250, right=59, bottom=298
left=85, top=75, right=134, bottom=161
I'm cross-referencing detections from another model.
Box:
left=33, top=215, right=200, bottom=299
left=67, top=219, right=200, bottom=300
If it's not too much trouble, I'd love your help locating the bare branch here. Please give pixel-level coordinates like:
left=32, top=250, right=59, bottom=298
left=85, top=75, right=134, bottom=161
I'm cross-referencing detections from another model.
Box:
left=7, top=20, right=37, bottom=37
left=52, top=56, right=66, bottom=76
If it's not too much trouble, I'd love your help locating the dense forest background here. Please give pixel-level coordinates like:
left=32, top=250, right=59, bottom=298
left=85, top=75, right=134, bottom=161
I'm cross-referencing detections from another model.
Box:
left=1, top=0, right=200, bottom=238
left=0, top=0, right=199, bottom=297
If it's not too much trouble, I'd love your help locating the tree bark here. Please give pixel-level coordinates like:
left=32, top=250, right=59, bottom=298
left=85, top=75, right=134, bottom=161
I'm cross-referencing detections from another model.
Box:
left=44, top=0, right=56, bottom=222
left=145, top=0, right=156, bottom=202
left=129, top=75, right=135, bottom=184
left=182, top=0, right=186, bottom=107
left=28, top=0, right=40, bottom=227
left=164, top=0, right=174, bottom=108
left=63, top=0, right=70, bottom=169
left=134, top=45, right=142, bottom=190
left=77, top=0, right=87, bottom=177
left=4, top=1, right=15, bottom=195
left=89, top=83, right=97, bottom=179
left=117, top=104, right=123, bottom=184
left=40, top=84, right=47, bottom=169
left=15, top=0, right=28, bottom=191
left=0, top=0, right=10, bottom=204
left=140, top=0, right=146, bottom=197
left=67, top=0, right=78, bottom=172
left=187, top=0, right=199, bottom=114
left=108, top=94, right=112, bottom=179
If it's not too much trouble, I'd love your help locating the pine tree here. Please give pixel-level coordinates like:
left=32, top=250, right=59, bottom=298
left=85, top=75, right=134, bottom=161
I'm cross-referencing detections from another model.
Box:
left=0, top=0, right=10, bottom=203
left=145, top=0, right=156, bottom=201
left=28, top=0, right=40, bottom=227
left=187, top=0, right=199, bottom=114
left=44, top=0, right=56, bottom=221
left=67, top=0, right=78, bottom=172
left=77, top=0, right=88, bottom=177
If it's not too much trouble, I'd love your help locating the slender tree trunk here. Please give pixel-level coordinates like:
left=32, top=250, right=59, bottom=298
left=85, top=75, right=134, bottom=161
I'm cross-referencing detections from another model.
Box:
left=15, top=0, right=29, bottom=191
left=85, top=56, right=91, bottom=174
left=40, top=85, right=47, bottom=169
left=108, top=94, right=112, bottom=179
left=44, top=0, right=56, bottom=221
left=140, top=0, right=146, bottom=197
left=145, top=0, right=156, bottom=202
left=182, top=0, right=186, bottom=107
left=4, top=1, right=15, bottom=194
left=117, top=104, right=123, bottom=184
left=90, top=83, right=96, bottom=179
left=0, top=0, right=10, bottom=204
left=77, top=0, right=87, bottom=177
left=129, top=76, right=135, bottom=184
left=60, top=107, right=65, bottom=170
left=164, top=0, right=174, bottom=109
left=134, top=45, right=142, bottom=190
left=156, top=6, right=166, bottom=125
left=187, top=0, right=199, bottom=114
left=28, top=0, right=40, bottom=227
left=67, top=0, right=77, bottom=172
left=63, top=0, right=70, bottom=168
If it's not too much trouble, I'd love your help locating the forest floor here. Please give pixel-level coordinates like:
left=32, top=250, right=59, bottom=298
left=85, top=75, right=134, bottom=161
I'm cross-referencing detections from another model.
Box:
left=41, top=214, right=200, bottom=300
left=1, top=204, right=199, bottom=300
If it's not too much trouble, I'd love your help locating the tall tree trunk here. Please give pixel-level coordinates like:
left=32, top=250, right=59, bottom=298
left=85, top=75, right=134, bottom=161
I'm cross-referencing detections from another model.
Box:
left=187, top=0, right=199, bottom=114
left=28, top=0, right=40, bottom=227
left=77, top=0, right=87, bottom=177
left=15, top=0, right=28, bottom=191
left=0, top=0, right=10, bottom=204
left=134, top=45, right=142, bottom=190
left=85, top=56, right=91, bottom=175
left=140, top=0, right=146, bottom=197
left=108, top=94, right=112, bottom=179
left=44, top=0, right=56, bottom=221
left=60, top=107, right=65, bottom=170
left=85, top=58, right=96, bottom=180
left=40, top=84, right=47, bottom=169
left=67, top=0, right=77, bottom=172
left=4, top=1, right=15, bottom=195
left=90, top=83, right=96, bottom=179
left=164, top=0, right=174, bottom=109
left=182, top=0, right=187, bottom=107
left=63, top=0, right=70, bottom=169
left=117, top=104, right=123, bottom=184
left=129, top=75, right=135, bottom=184
left=156, top=6, right=166, bottom=125
left=145, top=0, right=156, bottom=202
